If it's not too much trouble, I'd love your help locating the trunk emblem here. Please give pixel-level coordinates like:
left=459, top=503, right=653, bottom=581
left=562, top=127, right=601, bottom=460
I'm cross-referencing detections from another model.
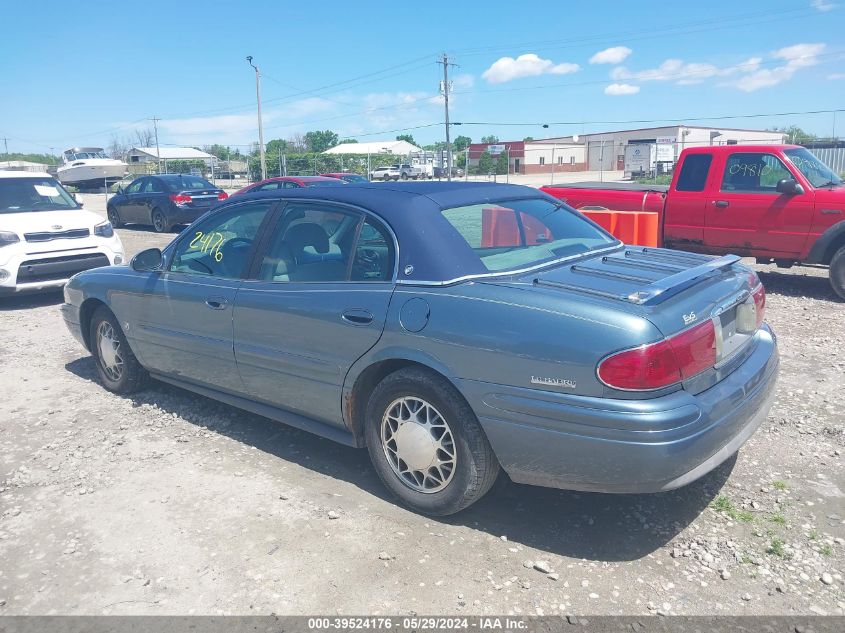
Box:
left=51, top=225, right=63, bottom=230
left=531, top=376, right=577, bottom=389
left=683, top=311, right=697, bottom=325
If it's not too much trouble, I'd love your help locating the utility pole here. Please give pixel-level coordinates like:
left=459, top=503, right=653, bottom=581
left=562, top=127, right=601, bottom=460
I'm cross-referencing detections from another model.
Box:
left=246, top=56, right=267, bottom=181
left=150, top=116, right=162, bottom=174
left=437, top=53, right=457, bottom=181
left=2, top=137, right=8, bottom=156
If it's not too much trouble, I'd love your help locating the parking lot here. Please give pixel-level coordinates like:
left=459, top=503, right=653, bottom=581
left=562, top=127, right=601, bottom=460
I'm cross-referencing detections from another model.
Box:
left=0, top=193, right=842, bottom=617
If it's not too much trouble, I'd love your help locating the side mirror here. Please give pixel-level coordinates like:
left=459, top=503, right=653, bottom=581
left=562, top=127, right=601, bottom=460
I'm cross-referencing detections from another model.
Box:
left=776, top=178, right=804, bottom=195
left=116, top=186, right=124, bottom=195
left=73, top=193, right=84, bottom=206
left=131, top=247, right=163, bottom=272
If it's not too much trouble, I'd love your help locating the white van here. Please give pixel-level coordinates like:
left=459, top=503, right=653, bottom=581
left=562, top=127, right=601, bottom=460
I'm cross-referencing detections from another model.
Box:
left=0, top=171, right=124, bottom=295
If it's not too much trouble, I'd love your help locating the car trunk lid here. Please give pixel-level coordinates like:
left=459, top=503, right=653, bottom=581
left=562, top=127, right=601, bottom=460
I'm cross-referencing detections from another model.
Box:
left=490, top=246, right=763, bottom=384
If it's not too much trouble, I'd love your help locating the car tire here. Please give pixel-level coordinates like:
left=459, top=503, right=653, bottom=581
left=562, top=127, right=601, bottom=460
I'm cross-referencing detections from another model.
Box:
left=401, top=173, right=409, bottom=180
left=364, top=366, right=500, bottom=516
left=830, top=245, right=845, bottom=300
left=107, top=204, right=124, bottom=228
left=89, top=305, right=148, bottom=394
left=151, top=208, right=170, bottom=233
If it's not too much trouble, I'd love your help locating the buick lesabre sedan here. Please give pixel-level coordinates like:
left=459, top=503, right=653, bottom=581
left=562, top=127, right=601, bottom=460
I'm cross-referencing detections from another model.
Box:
left=62, top=182, right=779, bottom=515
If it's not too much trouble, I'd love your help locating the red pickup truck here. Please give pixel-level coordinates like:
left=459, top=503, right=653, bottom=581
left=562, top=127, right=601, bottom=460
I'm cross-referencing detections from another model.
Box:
left=541, top=144, right=845, bottom=299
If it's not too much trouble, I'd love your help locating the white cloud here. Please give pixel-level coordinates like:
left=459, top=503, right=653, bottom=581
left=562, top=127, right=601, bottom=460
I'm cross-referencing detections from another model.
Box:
left=482, top=53, right=579, bottom=83
left=811, top=0, right=836, bottom=11
left=828, top=72, right=845, bottom=79
left=604, top=83, right=640, bottom=96
left=590, top=46, right=632, bottom=65
left=728, top=43, right=826, bottom=92
left=611, top=57, right=762, bottom=85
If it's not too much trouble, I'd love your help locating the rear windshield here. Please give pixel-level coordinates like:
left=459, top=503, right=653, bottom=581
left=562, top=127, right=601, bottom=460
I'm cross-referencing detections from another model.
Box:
left=441, top=198, right=616, bottom=273
left=304, top=180, right=346, bottom=187
left=160, top=175, right=214, bottom=191
left=0, top=177, right=78, bottom=214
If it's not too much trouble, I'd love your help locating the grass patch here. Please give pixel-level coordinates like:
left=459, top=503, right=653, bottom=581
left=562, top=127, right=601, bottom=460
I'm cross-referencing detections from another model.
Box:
left=767, top=537, right=789, bottom=558
left=808, top=530, right=819, bottom=541
left=771, top=480, right=788, bottom=491
left=820, top=545, right=833, bottom=557
left=768, top=512, right=787, bottom=526
left=711, top=495, right=755, bottom=522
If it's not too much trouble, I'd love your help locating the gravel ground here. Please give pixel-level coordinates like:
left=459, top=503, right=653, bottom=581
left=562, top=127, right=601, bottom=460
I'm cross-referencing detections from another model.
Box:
left=0, top=194, right=842, bottom=616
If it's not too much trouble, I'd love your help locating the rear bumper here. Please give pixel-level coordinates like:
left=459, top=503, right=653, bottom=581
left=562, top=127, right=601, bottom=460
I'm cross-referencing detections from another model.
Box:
left=460, top=325, right=779, bottom=493
left=169, top=205, right=212, bottom=225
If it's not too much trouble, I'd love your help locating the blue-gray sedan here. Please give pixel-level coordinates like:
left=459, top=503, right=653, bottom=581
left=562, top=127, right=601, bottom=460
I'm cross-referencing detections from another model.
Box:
left=62, top=182, right=779, bottom=515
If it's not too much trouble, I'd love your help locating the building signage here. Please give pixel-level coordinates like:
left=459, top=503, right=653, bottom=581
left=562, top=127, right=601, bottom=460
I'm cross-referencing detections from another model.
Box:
left=487, top=144, right=505, bottom=155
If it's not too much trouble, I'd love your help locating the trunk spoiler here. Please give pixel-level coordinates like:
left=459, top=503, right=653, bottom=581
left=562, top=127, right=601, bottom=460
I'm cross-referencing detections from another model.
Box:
left=533, top=250, right=742, bottom=306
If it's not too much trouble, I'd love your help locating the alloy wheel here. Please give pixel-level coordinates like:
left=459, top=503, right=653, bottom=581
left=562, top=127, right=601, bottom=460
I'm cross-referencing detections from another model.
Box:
left=96, top=321, right=124, bottom=381
left=380, top=396, right=456, bottom=493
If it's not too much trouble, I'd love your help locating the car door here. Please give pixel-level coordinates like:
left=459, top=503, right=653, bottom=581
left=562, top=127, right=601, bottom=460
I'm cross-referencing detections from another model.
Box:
left=130, top=200, right=276, bottom=393
left=117, top=178, right=146, bottom=223
left=141, top=176, right=167, bottom=224
left=233, top=201, right=396, bottom=427
left=705, top=151, right=814, bottom=257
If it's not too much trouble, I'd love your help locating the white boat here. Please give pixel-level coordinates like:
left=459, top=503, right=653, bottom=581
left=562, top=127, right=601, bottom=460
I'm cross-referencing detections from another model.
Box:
left=57, top=147, right=127, bottom=189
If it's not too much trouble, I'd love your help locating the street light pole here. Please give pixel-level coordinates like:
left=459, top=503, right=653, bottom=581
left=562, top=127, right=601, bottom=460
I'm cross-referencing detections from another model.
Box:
left=246, top=56, right=267, bottom=181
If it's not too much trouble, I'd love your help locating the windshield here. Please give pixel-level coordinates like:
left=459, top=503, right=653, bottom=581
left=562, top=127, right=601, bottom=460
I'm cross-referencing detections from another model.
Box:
left=784, top=148, right=843, bottom=187
left=0, top=177, right=79, bottom=214
left=65, top=150, right=108, bottom=160
left=441, top=198, right=617, bottom=273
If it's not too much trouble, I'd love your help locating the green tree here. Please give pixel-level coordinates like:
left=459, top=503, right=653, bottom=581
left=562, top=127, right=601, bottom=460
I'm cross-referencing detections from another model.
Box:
left=768, top=125, right=819, bottom=144
left=303, top=130, right=339, bottom=153
left=0, top=152, right=59, bottom=165
left=523, top=136, right=534, bottom=142
left=477, top=151, right=494, bottom=174
left=203, top=144, right=232, bottom=160
left=453, top=135, right=472, bottom=152
left=395, top=134, right=416, bottom=146
left=339, top=138, right=358, bottom=144
left=481, top=135, right=499, bottom=145
left=265, top=139, right=291, bottom=156
left=495, top=152, right=509, bottom=175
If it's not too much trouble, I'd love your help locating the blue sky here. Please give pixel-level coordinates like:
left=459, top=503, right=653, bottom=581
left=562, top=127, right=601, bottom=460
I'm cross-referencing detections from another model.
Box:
left=2, top=0, right=844, bottom=154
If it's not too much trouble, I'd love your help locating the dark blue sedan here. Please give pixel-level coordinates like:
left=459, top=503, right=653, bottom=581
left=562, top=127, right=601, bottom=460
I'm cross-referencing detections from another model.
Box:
left=62, top=182, right=778, bottom=515
left=107, top=174, right=227, bottom=233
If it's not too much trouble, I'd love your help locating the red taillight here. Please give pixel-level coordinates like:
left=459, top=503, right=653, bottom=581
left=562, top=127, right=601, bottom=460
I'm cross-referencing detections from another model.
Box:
left=598, top=320, right=717, bottom=391
left=217, top=192, right=228, bottom=201
left=170, top=194, right=192, bottom=204
left=752, top=284, right=766, bottom=329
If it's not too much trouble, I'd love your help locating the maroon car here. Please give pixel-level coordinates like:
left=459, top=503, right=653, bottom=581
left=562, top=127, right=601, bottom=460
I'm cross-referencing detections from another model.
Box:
left=232, top=176, right=346, bottom=196
left=321, top=172, right=370, bottom=184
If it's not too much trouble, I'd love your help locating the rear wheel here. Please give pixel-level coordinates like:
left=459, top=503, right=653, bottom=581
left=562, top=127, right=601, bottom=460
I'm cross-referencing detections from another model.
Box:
left=89, top=306, right=148, bottom=394
left=151, top=208, right=170, bottom=233
left=107, top=204, right=124, bottom=228
left=830, top=245, right=845, bottom=300
left=364, top=367, right=500, bottom=515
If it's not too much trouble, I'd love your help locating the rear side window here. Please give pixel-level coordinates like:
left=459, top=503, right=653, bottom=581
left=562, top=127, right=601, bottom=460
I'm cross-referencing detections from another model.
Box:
left=675, top=154, right=712, bottom=192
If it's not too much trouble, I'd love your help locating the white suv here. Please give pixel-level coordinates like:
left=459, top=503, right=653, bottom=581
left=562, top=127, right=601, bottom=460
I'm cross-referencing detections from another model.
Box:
left=0, top=171, right=124, bottom=295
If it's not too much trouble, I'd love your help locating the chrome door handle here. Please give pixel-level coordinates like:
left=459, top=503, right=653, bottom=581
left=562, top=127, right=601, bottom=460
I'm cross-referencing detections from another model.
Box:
left=205, top=297, right=228, bottom=310
left=713, top=200, right=730, bottom=208
left=341, top=309, right=373, bottom=325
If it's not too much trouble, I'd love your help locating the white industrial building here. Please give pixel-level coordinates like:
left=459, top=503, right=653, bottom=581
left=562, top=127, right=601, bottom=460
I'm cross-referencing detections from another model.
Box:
left=468, top=125, right=787, bottom=175
left=545, top=125, right=788, bottom=172
left=323, top=140, right=422, bottom=155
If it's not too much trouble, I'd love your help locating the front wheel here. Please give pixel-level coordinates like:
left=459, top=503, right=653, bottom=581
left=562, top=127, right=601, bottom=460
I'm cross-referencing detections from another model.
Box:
left=364, top=367, right=500, bottom=515
left=89, top=306, right=148, bottom=394
left=830, top=245, right=845, bottom=300
left=151, top=208, right=170, bottom=233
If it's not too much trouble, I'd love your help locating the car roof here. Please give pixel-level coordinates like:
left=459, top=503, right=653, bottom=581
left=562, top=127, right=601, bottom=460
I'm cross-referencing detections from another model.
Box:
left=0, top=170, right=53, bottom=179
left=221, top=181, right=550, bottom=283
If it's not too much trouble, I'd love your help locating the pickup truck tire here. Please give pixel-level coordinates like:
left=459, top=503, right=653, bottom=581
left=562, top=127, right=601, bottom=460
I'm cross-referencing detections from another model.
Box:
left=89, top=305, right=148, bottom=394
left=401, top=173, right=409, bottom=180
left=364, top=367, right=500, bottom=516
left=830, top=245, right=845, bottom=300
